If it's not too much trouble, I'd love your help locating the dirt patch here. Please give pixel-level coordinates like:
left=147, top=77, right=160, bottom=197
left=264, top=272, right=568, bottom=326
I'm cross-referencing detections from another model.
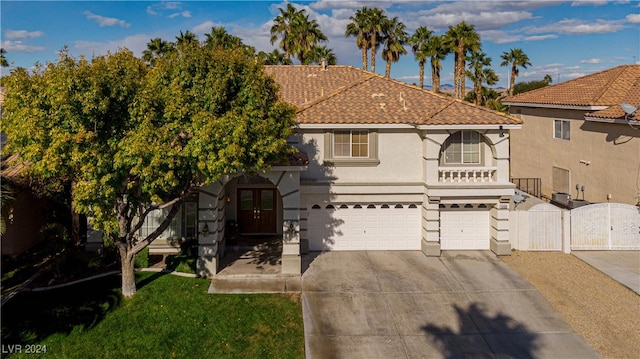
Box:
left=501, top=251, right=640, bottom=359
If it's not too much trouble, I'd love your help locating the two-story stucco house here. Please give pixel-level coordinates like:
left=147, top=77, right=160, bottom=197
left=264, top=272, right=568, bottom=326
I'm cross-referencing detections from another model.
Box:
left=147, top=65, right=522, bottom=277
left=503, top=65, right=640, bottom=206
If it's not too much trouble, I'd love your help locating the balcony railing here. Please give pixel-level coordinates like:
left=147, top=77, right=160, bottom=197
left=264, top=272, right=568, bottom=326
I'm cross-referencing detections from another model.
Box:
left=439, top=167, right=497, bottom=183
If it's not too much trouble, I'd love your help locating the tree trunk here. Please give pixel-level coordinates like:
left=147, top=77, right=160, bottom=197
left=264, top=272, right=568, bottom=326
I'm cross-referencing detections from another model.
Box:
left=419, top=61, right=425, bottom=89
left=120, top=247, right=137, bottom=298
left=453, top=52, right=461, bottom=98
left=385, top=61, right=391, bottom=78
left=510, top=66, right=516, bottom=96
left=475, top=83, right=482, bottom=105
left=362, top=47, right=368, bottom=71
left=432, top=63, right=440, bottom=93
left=371, top=35, right=377, bottom=74
left=69, top=182, right=81, bottom=246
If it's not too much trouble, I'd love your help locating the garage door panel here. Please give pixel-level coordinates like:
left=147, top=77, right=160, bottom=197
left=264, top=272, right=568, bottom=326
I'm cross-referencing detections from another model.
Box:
left=440, top=210, right=489, bottom=250
left=308, top=204, right=421, bottom=251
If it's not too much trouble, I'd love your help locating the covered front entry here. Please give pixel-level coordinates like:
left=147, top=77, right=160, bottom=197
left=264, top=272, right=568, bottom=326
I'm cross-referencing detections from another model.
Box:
left=307, top=203, right=421, bottom=251
left=237, top=188, right=277, bottom=234
left=440, top=207, right=490, bottom=250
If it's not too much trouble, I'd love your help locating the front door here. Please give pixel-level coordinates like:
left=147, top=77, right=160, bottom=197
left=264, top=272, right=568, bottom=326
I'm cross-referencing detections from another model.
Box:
left=237, top=188, right=277, bottom=234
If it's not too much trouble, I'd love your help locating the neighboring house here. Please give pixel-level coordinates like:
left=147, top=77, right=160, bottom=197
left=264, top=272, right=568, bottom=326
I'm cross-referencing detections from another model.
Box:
left=503, top=65, right=640, bottom=206
left=144, top=64, right=522, bottom=277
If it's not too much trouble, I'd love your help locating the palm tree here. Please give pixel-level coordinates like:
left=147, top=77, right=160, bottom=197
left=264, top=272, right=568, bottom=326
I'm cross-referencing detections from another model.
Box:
left=204, top=26, right=243, bottom=51
left=142, top=38, right=173, bottom=65
left=0, top=48, right=8, bottom=67
left=381, top=17, right=408, bottom=78
left=445, top=21, right=481, bottom=99
left=543, top=74, right=553, bottom=85
left=409, top=26, right=433, bottom=89
left=500, top=48, right=532, bottom=96
left=427, top=35, right=449, bottom=92
left=305, top=45, right=337, bottom=65
left=290, top=13, right=327, bottom=65
left=270, top=3, right=304, bottom=63
left=258, top=49, right=293, bottom=65
left=466, top=51, right=498, bottom=105
left=362, top=7, right=387, bottom=74
left=175, top=30, right=198, bottom=49
left=345, top=7, right=371, bottom=71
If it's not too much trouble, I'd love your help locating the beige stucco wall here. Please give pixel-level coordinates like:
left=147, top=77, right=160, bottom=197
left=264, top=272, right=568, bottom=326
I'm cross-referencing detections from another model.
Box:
left=297, top=129, right=423, bottom=183
left=510, top=106, right=640, bottom=205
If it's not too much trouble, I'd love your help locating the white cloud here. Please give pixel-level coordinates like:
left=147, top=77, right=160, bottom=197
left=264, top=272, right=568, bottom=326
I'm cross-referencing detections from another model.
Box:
left=169, top=11, right=191, bottom=19
left=193, top=21, right=223, bottom=35
left=83, top=11, right=130, bottom=28
left=626, top=14, right=640, bottom=23
left=74, top=34, right=149, bottom=58
left=527, top=18, right=625, bottom=35
left=1, top=40, right=45, bottom=53
left=5, top=30, right=45, bottom=40
left=580, top=58, right=604, bottom=64
left=522, top=34, right=558, bottom=42
left=571, top=0, right=609, bottom=6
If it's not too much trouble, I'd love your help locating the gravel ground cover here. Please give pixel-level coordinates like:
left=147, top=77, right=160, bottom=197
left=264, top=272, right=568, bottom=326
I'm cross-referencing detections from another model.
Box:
left=501, top=251, right=640, bottom=359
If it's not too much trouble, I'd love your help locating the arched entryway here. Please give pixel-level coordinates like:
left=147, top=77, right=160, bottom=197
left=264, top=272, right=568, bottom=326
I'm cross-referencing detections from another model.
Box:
left=196, top=170, right=302, bottom=277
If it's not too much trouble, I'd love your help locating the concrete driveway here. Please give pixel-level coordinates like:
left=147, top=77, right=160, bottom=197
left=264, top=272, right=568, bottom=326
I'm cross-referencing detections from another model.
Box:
left=301, top=251, right=598, bottom=359
left=573, top=251, right=640, bottom=295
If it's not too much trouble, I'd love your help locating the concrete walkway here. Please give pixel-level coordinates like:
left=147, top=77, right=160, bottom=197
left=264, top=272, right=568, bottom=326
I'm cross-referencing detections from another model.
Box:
left=573, top=251, right=640, bottom=295
left=301, top=251, right=598, bottom=359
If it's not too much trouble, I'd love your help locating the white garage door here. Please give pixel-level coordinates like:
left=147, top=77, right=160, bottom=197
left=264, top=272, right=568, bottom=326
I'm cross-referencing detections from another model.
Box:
left=307, top=204, right=421, bottom=251
left=440, top=210, right=490, bottom=250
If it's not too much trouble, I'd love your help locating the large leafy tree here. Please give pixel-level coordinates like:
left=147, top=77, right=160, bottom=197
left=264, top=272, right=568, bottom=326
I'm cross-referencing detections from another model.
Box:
left=500, top=48, right=532, bottom=96
left=465, top=51, right=498, bottom=105
left=381, top=16, right=408, bottom=78
left=345, top=7, right=371, bottom=71
left=409, top=26, right=433, bottom=89
left=445, top=21, right=481, bottom=99
left=1, top=46, right=296, bottom=297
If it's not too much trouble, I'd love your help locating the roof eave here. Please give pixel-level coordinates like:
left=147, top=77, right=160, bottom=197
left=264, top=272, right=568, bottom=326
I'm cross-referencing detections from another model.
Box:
left=503, top=102, right=609, bottom=111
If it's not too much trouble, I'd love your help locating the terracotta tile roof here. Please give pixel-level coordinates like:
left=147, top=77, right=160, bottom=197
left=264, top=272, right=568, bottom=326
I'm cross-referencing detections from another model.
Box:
left=503, top=65, right=640, bottom=108
left=265, top=65, right=521, bottom=126
left=586, top=78, right=640, bottom=121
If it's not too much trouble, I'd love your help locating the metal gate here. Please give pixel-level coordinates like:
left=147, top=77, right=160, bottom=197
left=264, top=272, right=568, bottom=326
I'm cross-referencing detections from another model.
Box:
left=571, top=203, right=640, bottom=250
left=529, top=203, right=563, bottom=250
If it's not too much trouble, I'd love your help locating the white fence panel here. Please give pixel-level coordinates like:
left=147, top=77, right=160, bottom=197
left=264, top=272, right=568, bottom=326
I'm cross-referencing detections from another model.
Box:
left=571, top=203, right=640, bottom=250
left=528, top=203, right=563, bottom=250
left=610, top=203, right=640, bottom=249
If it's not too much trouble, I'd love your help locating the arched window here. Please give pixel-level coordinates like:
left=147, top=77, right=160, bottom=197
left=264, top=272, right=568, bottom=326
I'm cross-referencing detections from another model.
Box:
left=444, top=131, right=480, bottom=164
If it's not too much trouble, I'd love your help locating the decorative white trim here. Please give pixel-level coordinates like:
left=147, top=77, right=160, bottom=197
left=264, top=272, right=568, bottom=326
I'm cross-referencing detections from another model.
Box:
left=299, top=123, right=415, bottom=129
left=416, top=124, right=521, bottom=130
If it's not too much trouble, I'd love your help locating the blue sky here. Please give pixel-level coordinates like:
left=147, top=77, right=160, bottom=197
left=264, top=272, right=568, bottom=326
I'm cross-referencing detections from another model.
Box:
left=2, top=1, right=639, bottom=88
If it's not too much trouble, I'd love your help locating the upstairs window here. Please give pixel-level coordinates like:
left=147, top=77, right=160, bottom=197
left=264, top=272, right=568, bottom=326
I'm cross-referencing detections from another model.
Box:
left=444, top=130, right=480, bottom=164
left=324, top=130, right=379, bottom=166
left=554, top=120, right=570, bottom=140
left=334, top=130, right=368, bottom=158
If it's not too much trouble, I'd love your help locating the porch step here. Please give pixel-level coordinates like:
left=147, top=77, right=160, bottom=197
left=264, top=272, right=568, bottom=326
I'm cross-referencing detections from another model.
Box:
left=208, top=274, right=301, bottom=294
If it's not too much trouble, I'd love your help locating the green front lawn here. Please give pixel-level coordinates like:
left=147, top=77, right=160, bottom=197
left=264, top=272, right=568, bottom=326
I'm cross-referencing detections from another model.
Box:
left=1, top=272, right=304, bottom=358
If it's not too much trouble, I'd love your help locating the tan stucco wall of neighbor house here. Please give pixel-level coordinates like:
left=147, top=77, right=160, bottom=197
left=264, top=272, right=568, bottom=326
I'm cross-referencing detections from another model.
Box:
left=510, top=106, right=640, bottom=205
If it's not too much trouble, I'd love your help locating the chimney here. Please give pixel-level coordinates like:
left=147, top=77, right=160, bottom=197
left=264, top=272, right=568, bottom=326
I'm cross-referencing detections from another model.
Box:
left=321, top=58, right=327, bottom=70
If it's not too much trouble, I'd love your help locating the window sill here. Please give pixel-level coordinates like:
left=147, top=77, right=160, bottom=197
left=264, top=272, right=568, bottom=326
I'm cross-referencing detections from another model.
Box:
left=324, top=158, right=380, bottom=167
